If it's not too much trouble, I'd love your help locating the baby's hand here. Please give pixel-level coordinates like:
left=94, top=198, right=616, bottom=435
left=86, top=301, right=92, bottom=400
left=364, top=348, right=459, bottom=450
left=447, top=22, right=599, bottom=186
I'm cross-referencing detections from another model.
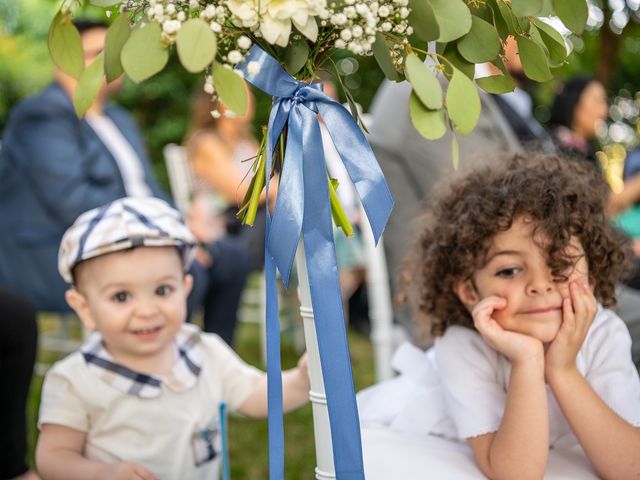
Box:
left=472, top=296, right=543, bottom=365
left=545, top=281, right=597, bottom=376
left=96, top=462, right=159, bottom=480
left=296, top=352, right=310, bottom=390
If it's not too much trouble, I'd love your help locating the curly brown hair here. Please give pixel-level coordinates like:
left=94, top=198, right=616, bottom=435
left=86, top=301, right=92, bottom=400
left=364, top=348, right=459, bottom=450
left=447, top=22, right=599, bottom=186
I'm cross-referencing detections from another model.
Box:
left=402, top=153, right=632, bottom=337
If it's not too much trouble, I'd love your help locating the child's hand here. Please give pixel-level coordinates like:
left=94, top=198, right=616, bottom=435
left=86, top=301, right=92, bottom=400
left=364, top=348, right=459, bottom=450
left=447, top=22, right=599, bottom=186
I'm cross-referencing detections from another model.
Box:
left=96, top=462, right=159, bottom=480
left=472, top=296, right=544, bottom=365
left=545, top=281, right=597, bottom=377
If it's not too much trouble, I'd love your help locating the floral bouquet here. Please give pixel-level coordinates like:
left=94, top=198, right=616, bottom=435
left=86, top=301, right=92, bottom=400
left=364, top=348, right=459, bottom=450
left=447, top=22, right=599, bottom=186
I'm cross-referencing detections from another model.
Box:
left=49, top=0, right=587, bottom=477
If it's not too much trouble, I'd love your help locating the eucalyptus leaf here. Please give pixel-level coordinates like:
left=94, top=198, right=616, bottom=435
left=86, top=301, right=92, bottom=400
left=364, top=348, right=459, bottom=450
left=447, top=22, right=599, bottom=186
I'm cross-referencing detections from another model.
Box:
left=430, top=0, right=472, bottom=42
left=475, top=74, right=515, bottom=94
left=74, top=52, right=105, bottom=117
left=457, top=16, right=501, bottom=63
left=176, top=18, right=217, bottom=73
left=540, top=0, right=554, bottom=16
left=409, top=92, right=447, bottom=140
left=284, top=38, right=309, bottom=75
left=528, top=25, right=550, bottom=59
left=511, top=0, right=544, bottom=17
left=516, top=35, right=553, bottom=82
left=553, top=0, right=588, bottom=34
left=441, top=43, right=474, bottom=80
left=48, top=11, right=84, bottom=79
left=445, top=67, right=480, bottom=135
left=121, top=23, right=168, bottom=83
left=212, top=62, right=248, bottom=116
left=404, top=53, right=443, bottom=109
left=91, top=0, right=121, bottom=5
left=373, top=32, right=398, bottom=81
left=486, top=0, right=510, bottom=39
left=533, top=19, right=567, bottom=66
left=408, top=0, right=439, bottom=42
left=104, top=14, right=130, bottom=82
left=494, top=0, right=518, bottom=36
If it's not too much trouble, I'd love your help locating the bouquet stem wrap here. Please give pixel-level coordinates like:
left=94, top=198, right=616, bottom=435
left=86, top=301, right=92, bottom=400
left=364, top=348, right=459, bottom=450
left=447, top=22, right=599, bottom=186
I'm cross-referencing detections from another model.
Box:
left=237, top=46, right=393, bottom=480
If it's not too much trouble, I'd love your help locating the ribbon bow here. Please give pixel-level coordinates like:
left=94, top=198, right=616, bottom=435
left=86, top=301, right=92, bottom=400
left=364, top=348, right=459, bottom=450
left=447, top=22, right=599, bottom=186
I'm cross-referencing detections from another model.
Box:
left=238, top=46, right=393, bottom=480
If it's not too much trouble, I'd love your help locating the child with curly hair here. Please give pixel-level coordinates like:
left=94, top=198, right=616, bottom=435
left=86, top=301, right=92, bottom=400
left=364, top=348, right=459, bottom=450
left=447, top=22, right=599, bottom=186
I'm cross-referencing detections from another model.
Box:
left=358, top=154, right=640, bottom=479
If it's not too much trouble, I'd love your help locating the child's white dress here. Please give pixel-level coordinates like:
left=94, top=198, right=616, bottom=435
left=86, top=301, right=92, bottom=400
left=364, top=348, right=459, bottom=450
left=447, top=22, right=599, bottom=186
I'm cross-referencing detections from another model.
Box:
left=357, top=307, right=640, bottom=479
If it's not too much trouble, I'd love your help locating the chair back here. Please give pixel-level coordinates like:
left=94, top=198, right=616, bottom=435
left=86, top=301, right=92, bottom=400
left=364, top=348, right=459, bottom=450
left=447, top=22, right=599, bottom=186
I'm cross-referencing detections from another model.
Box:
left=163, top=143, right=193, bottom=213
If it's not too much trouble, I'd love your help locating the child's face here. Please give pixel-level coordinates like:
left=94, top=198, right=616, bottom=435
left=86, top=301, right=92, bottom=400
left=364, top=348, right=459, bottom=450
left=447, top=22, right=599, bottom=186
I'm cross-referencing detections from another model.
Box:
left=66, top=246, right=192, bottom=372
left=460, top=217, right=591, bottom=343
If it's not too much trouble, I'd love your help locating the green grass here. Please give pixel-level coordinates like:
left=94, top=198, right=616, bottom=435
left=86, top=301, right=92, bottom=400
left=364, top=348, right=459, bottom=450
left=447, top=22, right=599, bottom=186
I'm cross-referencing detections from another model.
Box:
left=27, top=310, right=375, bottom=479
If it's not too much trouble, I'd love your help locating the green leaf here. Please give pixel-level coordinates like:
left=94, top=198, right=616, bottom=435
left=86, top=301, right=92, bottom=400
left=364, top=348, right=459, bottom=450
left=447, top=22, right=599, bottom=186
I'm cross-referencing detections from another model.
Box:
left=430, top=0, right=472, bottom=42
left=408, top=0, right=439, bottom=42
left=121, top=22, right=169, bottom=83
left=533, top=19, right=567, bottom=66
left=475, top=74, right=515, bottom=94
left=404, top=53, right=443, bottom=109
left=445, top=67, right=480, bottom=135
left=212, top=62, right=248, bottom=116
left=516, top=35, right=553, bottom=82
left=486, top=0, right=511, bottom=39
left=74, top=52, right=105, bottom=117
left=48, top=11, right=84, bottom=79
left=409, top=92, right=447, bottom=140
left=540, top=0, right=554, bottom=16
left=553, top=0, right=588, bottom=34
left=511, top=0, right=544, bottom=17
left=457, top=16, right=501, bottom=63
left=373, top=33, right=398, bottom=81
left=90, top=0, right=121, bottom=6
left=176, top=18, right=217, bottom=73
left=451, top=134, right=459, bottom=170
left=441, top=43, right=474, bottom=80
left=493, top=0, right=518, bottom=36
left=284, top=38, right=309, bottom=75
left=104, top=14, right=130, bottom=82
left=528, top=24, right=549, bottom=59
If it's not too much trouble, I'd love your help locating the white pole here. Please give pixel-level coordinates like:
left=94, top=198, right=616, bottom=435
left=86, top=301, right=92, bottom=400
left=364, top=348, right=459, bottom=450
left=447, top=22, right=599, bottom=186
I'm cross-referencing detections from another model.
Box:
left=295, top=237, right=335, bottom=479
left=361, top=207, right=395, bottom=382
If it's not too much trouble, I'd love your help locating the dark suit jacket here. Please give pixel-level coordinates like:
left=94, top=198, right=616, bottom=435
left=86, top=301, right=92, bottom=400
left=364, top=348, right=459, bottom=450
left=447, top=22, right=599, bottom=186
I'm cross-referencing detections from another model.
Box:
left=0, top=83, right=166, bottom=311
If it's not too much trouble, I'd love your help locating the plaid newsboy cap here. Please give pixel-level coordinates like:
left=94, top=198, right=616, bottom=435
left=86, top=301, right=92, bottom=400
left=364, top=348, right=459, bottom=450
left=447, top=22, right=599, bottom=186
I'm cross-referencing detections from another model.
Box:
left=58, top=197, right=197, bottom=284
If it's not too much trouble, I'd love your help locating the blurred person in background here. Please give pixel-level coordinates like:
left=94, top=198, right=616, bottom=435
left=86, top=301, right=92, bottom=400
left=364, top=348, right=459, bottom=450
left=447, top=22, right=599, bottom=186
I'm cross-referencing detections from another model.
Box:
left=0, top=19, right=250, bottom=346
left=0, top=287, right=38, bottom=480
left=185, top=86, right=275, bottom=273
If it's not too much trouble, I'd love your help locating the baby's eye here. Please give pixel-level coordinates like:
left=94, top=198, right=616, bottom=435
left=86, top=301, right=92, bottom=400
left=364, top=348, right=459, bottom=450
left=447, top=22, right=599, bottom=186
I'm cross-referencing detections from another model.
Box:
left=155, top=285, right=173, bottom=296
left=496, top=267, right=521, bottom=278
left=112, top=291, right=129, bottom=303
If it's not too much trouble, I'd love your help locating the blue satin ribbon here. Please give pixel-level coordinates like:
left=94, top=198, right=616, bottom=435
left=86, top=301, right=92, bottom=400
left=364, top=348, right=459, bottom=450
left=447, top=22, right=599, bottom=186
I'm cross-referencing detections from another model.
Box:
left=237, top=45, right=393, bottom=480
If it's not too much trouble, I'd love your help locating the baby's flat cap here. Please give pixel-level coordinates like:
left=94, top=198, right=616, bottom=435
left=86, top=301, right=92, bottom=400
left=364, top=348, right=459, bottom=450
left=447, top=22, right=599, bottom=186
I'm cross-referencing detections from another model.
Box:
left=58, top=197, right=196, bottom=284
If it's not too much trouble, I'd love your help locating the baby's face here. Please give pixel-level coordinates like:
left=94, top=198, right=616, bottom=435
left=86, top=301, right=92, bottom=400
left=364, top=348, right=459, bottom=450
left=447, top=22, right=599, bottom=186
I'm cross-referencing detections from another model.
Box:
left=71, top=246, right=192, bottom=373
left=469, top=217, right=591, bottom=343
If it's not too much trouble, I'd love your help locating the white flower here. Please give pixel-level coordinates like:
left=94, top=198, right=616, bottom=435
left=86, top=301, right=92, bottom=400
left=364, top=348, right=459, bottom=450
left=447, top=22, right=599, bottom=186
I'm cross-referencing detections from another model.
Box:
left=228, top=50, right=243, bottom=64
left=340, top=29, right=352, bottom=41
left=378, top=5, right=390, bottom=17
left=210, top=109, right=221, bottom=118
left=237, top=35, right=252, bottom=50
left=247, top=61, right=261, bottom=74
left=352, top=25, right=363, bottom=38
left=335, top=39, right=346, bottom=49
left=189, top=0, right=199, bottom=8
left=166, top=3, right=176, bottom=15
left=162, top=19, right=181, bottom=34
left=210, top=21, right=222, bottom=32
left=177, top=11, right=186, bottom=21
left=260, top=0, right=322, bottom=46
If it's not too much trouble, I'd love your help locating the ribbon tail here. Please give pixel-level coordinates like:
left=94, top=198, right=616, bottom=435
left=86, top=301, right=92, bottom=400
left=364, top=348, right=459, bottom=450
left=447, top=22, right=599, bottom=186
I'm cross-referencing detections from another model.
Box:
left=317, top=102, right=394, bottom=245
left=267, top=108, right=304, bottom=288
left=300, top=108, right=365, bottom=479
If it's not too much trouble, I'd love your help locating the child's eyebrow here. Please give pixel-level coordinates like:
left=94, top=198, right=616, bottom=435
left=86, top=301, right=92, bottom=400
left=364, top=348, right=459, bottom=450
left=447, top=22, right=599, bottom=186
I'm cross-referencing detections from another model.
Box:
left=486, top=250, right=523, bottom=262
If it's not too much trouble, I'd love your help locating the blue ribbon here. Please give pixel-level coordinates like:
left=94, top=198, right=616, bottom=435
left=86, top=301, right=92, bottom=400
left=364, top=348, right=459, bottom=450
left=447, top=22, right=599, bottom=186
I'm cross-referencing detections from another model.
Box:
left=237, top=45, right=393, bottom=480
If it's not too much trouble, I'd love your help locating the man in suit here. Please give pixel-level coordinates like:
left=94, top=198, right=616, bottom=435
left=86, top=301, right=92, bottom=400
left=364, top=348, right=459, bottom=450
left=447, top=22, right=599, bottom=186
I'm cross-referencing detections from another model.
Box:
left=0, top=20, right=249, bottom=345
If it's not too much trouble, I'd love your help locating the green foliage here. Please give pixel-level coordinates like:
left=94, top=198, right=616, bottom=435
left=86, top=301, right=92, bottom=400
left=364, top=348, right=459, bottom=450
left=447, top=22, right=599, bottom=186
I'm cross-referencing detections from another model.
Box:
left=445, top=68, right=480, bottom=135
left=457, top=16, right=501, bottom=64
left=176, top=18, right=217, bottom=73
left=74, top=52, right=104, bottom=116
left=121, top=22, right=169, bottom=83
left=104, top=14, right=130, bottom=82
left=404, top=53, right=442, bottom=109
left=409, top=92, right=447, bottom=140
left=372, top=33, right=398, bottom=81
left=408, top=0, right=439, bottom=42
left=212, top=61, right=248, bottom=116
left=284, top=38, right=309, bottom=76
left=48, top=11, right=83, bottom=79
left=430, top=0, right=472, bottom=42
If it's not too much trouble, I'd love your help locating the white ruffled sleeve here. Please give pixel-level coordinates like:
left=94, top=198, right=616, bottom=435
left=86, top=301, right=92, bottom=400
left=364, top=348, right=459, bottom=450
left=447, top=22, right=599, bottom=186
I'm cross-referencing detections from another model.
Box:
left=435, top=326, right=507, bottom=439
left=580, top=309, right=640, bottom=427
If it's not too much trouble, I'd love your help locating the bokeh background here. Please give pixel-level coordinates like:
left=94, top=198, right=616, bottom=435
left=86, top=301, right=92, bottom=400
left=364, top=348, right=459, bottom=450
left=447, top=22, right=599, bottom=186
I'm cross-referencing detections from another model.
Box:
left=3, top=1, right=640, bottom=477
